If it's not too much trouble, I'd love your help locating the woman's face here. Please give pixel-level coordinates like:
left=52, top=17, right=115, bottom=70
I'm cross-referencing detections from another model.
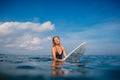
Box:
left=54, top=37, right=60, bottom=45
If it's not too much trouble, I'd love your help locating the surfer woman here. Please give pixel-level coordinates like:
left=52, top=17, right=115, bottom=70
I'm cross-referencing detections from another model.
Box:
left=52, top=36, right=67, bottom=61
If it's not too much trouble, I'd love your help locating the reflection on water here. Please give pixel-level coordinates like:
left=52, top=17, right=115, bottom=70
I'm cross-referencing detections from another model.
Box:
left=51, top=61, right=68, bottom=76
left=0, top=54, right=120, bottom=80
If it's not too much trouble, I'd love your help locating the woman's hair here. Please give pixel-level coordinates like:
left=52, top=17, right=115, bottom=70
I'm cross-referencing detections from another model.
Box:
left=52, top=36, right=60, bottom=47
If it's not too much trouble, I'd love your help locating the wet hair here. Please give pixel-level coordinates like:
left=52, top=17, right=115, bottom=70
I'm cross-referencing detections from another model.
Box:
left=52, top=36, right=60, bottom=47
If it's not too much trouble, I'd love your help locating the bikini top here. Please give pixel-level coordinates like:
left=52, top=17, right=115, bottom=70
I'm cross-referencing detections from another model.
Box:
left=55, top=46, right=63, bottom=59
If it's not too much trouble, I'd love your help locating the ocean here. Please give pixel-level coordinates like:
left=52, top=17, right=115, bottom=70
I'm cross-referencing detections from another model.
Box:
left=0, top=54, right=120, bottom=80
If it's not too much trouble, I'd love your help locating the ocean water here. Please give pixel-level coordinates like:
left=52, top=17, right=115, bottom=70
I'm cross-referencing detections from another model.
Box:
left=0, top=54, right=120, bottom=80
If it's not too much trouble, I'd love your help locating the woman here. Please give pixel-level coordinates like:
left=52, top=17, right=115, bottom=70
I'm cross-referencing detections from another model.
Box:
left=52, top=36, right=67, bottom=61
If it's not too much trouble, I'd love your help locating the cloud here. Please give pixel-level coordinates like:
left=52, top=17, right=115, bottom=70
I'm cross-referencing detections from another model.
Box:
left=0, top=21, right=54, bottom=35
left=5, top=35, right=52, bottom=50
left=5, top=34, right=42, bottom=50
left=0, top=21, right=54, bottom=54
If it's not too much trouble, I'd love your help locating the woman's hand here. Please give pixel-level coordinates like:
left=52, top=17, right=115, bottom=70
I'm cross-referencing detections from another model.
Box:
left=57, top=58, right=65, bottom=62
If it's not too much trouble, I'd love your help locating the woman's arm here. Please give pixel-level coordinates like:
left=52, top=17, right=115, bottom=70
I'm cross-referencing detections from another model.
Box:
left=62, top=46, right=67, bottom=58
left=52, top=47, right=57, bottom=61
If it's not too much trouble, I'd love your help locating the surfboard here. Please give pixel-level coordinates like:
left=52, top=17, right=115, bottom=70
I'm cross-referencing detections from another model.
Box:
left=64, top=42, right=86, bottom=63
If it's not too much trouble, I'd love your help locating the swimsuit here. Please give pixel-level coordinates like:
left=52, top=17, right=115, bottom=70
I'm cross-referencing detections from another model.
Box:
left=55, top=47, right=63, bottom=59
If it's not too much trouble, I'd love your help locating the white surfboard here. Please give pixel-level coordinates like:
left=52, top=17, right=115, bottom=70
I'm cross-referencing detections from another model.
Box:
left=64, top=42, right=87, bottom=63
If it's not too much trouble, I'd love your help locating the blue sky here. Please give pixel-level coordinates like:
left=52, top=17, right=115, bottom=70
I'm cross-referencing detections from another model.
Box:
left=0, top=0, right=120, bottom=55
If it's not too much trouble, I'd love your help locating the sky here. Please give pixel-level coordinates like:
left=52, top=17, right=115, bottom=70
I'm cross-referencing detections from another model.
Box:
left=0, top=0, right=120, bottom=55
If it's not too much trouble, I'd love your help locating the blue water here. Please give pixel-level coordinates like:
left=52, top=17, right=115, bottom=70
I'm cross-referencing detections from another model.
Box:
left=0, top=54, right=120, bottom=80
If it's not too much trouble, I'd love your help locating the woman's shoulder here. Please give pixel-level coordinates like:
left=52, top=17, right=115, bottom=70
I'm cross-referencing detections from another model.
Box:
left=61, top=45, right=65, bottom=49
left=52, top=46, right=56, bottom=50
left=52, top=47, right=56, bottom=53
